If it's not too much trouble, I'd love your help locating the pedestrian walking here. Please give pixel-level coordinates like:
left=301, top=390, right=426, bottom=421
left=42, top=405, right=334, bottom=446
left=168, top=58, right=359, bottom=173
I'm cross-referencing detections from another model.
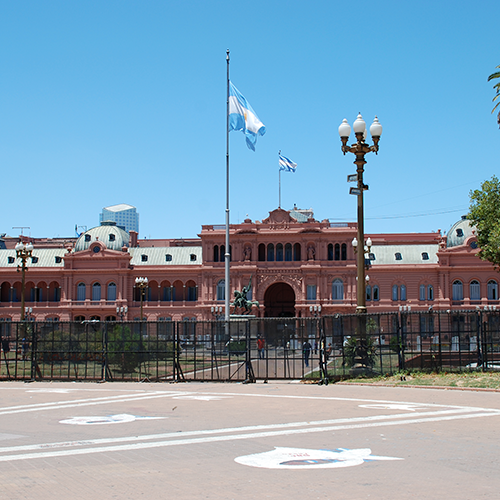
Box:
left=303, top=340, right=312, bottom=367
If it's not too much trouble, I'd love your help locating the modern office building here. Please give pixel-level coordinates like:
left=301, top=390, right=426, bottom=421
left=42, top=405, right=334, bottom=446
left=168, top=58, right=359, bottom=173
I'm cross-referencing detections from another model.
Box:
left=0, top=207, right=497, bottom=323
left=99, top=204, right=139, bottom=234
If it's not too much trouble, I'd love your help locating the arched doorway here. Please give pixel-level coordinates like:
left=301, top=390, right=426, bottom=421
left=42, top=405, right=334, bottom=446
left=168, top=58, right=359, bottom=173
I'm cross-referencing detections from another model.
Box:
left=264, top=282, right=296, bottom=317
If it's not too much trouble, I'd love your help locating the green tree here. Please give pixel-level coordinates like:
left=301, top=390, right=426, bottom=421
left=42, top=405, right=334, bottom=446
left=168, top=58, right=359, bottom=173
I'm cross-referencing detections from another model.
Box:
left=488, top=65, right=500, bottom=128
left=468, top=176, right=500, bottom=268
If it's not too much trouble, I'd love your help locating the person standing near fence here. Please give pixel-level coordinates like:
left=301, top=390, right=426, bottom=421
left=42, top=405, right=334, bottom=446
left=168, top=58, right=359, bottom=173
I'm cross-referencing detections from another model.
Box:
left=257, top=336, right=265, bottom=359
left=303, top=340, right=312, bottom=367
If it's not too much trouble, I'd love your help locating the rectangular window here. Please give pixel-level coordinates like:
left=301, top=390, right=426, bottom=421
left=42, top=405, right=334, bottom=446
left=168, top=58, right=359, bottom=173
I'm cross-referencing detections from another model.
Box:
left=187, top=286, right=197, bottom=301
left=306, top=285, right=317, bottom=301
left=470, top=282, right=481, bottom=301
left=77, top=285, right=86, bottom=302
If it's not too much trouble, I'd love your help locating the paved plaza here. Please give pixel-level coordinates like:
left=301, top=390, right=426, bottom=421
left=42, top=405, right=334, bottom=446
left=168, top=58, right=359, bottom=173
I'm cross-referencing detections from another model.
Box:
left=0, top=381, right=499, bottom=499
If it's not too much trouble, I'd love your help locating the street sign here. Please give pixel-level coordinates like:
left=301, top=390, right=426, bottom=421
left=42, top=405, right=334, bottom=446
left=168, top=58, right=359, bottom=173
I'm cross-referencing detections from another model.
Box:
left=349, top=187, right=362, bottom=195
left=347, top=174, right=357, bottom=183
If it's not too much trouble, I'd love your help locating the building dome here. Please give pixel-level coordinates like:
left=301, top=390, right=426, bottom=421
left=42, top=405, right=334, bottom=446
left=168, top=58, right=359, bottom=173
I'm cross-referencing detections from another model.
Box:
left=446, top=217, right=475, bottom=248
left=74, top=221, right=130, bottom=252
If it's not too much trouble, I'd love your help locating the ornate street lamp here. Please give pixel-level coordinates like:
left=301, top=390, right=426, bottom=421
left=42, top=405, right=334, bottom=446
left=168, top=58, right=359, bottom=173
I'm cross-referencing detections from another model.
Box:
left=211, top=305, right=224, bottom=320
left=15, top=241, right=34, bottom=321
left=135, top=277, right=148, bottom=321
left=116, top=305, right=128, bottom=321
left=339, top=114, right=382, bottom=371
left=309, top=305, right=322, bottom=317
left=339, top=114, right=382, bottom=313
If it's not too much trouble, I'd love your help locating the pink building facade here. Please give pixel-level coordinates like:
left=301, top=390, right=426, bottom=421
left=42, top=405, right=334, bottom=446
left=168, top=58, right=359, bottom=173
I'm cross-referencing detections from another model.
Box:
left=0, top=207, right=497, bottom=323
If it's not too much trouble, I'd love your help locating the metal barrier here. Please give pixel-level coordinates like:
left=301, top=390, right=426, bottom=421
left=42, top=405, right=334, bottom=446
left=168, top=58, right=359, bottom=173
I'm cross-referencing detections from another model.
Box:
left=0, top=310, right=499, bottom=382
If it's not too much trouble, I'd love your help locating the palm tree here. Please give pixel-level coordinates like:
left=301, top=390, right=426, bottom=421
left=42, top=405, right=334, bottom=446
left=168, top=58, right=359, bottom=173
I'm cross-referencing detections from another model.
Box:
left=488, top=65, right=500, bottom=128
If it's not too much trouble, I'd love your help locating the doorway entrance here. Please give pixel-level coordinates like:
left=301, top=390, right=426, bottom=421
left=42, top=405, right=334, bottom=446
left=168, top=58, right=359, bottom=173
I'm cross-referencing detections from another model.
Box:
left=264, top=282, right=296, bottom=317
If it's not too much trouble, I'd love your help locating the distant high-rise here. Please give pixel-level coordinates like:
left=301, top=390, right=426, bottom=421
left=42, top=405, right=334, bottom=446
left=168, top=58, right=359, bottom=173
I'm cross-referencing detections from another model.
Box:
left=100, top=204, right=139, bottom=234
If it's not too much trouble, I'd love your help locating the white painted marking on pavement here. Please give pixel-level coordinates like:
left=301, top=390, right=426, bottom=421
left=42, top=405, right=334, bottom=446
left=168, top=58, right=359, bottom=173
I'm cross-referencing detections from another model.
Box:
left=59, top=414, right=165, bottom=425
left=0, top=391, right=193, bottom=416
left=0, top=408, right=498, bottom=462
left=171, top=395, right=231, bottom=401
left=235, top=446, right=402, bottom=469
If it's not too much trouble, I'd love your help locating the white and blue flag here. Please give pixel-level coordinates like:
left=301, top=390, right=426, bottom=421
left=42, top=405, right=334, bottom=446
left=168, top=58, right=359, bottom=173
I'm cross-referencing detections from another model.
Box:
left=229, top=82, right=266, bottom=151
left=279, top=153, right=297, bottom=173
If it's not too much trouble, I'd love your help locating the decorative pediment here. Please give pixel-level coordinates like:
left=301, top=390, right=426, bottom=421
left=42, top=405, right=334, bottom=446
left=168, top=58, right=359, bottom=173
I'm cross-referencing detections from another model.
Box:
left=262, top=208, right=294, bottom=225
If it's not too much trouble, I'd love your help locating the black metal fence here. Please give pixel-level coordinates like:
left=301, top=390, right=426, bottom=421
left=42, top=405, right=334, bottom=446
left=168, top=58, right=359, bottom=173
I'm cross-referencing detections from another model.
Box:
left=1, top=310, right=499, bottom=382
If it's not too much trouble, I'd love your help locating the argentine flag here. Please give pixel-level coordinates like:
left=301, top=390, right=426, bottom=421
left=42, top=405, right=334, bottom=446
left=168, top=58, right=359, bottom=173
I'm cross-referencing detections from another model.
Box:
left=229, top=82, right=266, bottom=151
left=279, top=153, right=297, bottom=173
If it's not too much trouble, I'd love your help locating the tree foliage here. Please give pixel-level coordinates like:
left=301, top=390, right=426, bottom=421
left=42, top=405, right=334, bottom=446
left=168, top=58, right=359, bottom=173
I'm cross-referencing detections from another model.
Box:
left=488, top=65, right=500, bottom=128
left=468, top=176, right=500, bottom=269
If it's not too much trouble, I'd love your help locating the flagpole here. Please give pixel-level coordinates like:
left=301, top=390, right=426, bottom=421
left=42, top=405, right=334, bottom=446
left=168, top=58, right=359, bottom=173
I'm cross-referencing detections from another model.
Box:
left=225, top=49, right=230, bottom=337
left=279, top=170, right=281, bottom=208
left=278, top=150, right=281, bottom=208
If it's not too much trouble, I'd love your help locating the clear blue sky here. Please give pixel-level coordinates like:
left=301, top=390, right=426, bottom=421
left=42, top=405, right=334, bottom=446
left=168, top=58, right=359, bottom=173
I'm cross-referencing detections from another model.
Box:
left=1, top=0, right=499, bottom=240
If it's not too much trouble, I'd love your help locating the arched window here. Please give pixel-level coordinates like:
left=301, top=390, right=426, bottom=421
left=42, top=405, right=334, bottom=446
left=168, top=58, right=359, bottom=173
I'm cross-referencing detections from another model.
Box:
left=373, top=285, right=379, bottom=301
left=276, top=243, right=283, bottom=262
left=285, top=243, right=292, bottom=261
left=327, top=244, right=334, bottom=261
left=332, top=279, right=344, bottom=301
left=400, top=285, right=406, bottom=301
left=213, top=245, right=219, bottom=262
left=92, top=283, right=101, bottom=301
left=419, top=284, right=426, bottom=301
left=452, top=280, right=463, bottom=301
left=219, top=245, right=225, bottom=263
left=428, top=285, right=434, bottom=301
left=107, top=282, right=117, bottom=301
left=488, top=280, right=498, bottom=300
left=77, top=283, right=86, bottom=302
left=293, top=243, right=301, bottom=261
left=267, top=244, right=275, bottom=262
left=366, top=285, right=372, bottom=301
left=258, top=243, right=265, bottom=261
left=217, top=280, right=225, bottom=301
left=392, top=285, right=398, bottom=301
left=470, top=280, right=481, bottom=301
left=341, top=243, right=347, bottom=260
left=334, top=243, right=340, bottom=261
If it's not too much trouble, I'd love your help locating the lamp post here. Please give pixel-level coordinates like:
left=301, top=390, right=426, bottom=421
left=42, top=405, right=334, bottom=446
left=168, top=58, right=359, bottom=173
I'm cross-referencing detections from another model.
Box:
left=15, top=241, right=34, bottom=322
left=135, top=277, right=148, bottom=321
left=116, top=306, right=128, bottom=321
left=339, top=114, right=382, bottom=313
left=351, top=236, right=373, bottom=312
left=211, top=305, right=224, bottom=320
left=309, top=305, right=322, bottom=317
left=339, top=114, right=382, bottom=371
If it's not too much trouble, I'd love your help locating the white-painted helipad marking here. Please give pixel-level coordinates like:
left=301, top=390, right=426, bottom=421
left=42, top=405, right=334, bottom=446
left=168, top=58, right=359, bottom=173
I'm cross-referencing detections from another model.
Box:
left=171, top=395, right=231, bottom=401
left=59, top=414, right=165, bottom=425
left=0, top=391, right=193, bottom=416
left=359, top=403, right=429, bottom=412
left=27, top=388, right=77, bottom=394
left=0, top=406, right=498, bottom=462
left=235, top=446, right=402, bottom=469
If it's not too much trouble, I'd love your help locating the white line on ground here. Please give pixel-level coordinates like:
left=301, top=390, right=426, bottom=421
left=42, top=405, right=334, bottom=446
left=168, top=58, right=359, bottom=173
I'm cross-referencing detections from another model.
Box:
left=0, top=391, right=192, bottom=416
left=0, top=410, right=498, bottom=462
